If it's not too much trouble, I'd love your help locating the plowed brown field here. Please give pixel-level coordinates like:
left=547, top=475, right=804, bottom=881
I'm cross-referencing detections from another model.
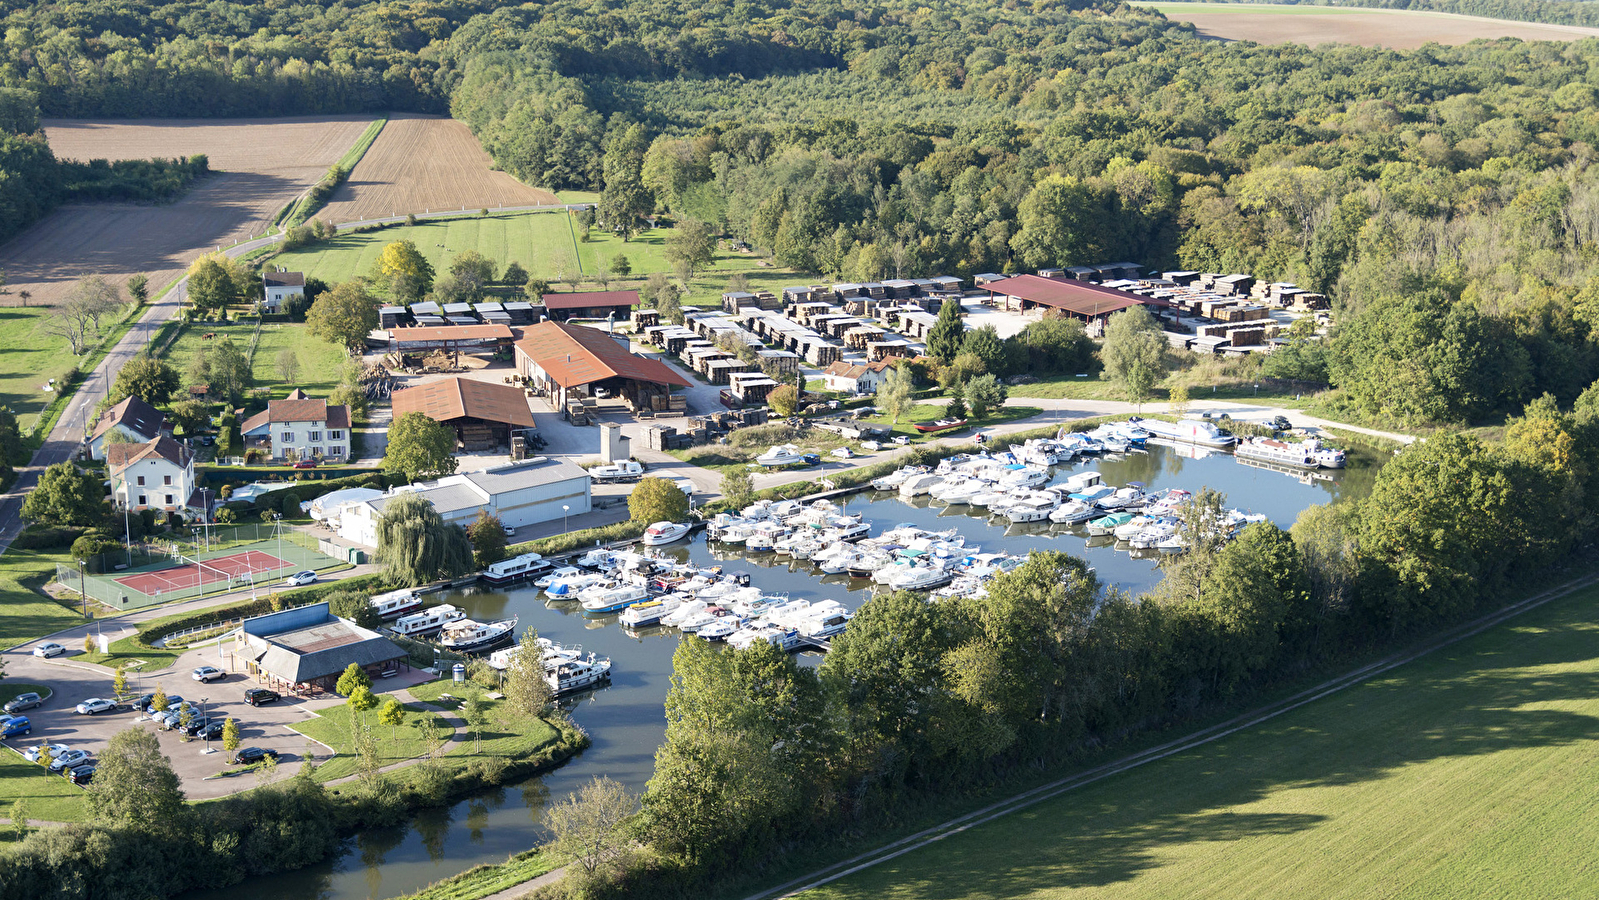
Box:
left=1147, top=3, right=1599, bottom=48
left=316, top=114, right=558, bottom=223
left=0, top=116, right=373, bottom=306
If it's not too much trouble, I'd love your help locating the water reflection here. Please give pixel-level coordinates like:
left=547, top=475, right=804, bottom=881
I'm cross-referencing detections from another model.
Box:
left=196, top=442, right=1382, bottom=900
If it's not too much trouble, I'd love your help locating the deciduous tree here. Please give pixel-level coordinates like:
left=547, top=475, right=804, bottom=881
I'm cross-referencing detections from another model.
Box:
left=504, top=627, right=554, bottom=719
left=629, top=476, right=689, bottom=524
left=336, top=662, right=372, bottom=697
left=964, top=374, right=1006, bottom=419
left=876, top=364, right=915, bottom=425
left=306, top=281, right=379, bottom=350
left=767, top=383, right=799, bottom=417
left=86, top=727, right=185, bottom=830
left=1100, top=306, right=1166, bottom=400
left=22, top=462, right=104, bottom=527
left=720, top=469, right=754, bottom=509
left=467, top=512, right=509, bottom=569
left=112, top=355, right=179, bottom=406
left=376, top=240, right=435, bottom=300
left=546, top=776, right=638, bottom=883
left=383, top=412, right=458, bottom=482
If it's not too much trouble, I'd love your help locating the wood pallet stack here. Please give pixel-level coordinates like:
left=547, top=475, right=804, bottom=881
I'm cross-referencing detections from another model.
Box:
left=459, top=422, right=498, bottom=452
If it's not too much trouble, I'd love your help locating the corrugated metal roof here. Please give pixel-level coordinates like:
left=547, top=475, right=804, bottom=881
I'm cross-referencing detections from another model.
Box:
left=540, top=290, right=640, bottom=310
left=390, top=377, right=536, bottom=428
left=983, top=275, right=1146, bottom=317
left=390, top=324, right=513, bottom=343
left=515, top=321, right=691, bottom=389
left=371, top=482, right=486, bottom=514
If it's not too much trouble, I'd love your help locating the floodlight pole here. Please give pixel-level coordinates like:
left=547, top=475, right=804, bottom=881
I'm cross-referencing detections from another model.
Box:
left=563, top=505, right=570, bottom=533
left=78, top=559, right=87, bottom=618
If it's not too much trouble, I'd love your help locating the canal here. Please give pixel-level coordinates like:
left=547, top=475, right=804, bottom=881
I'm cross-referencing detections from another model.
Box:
left=196, top=440, right=1384, bottom=900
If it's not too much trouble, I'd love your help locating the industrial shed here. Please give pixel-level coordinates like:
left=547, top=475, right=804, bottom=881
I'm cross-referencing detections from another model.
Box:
left=982, top=274, right=1156, bottom=334
left=390, top=376, right=536, bottom=452
left=515, top=321, right=691, bottom=414
left=541, top=290, right=641, bottom=322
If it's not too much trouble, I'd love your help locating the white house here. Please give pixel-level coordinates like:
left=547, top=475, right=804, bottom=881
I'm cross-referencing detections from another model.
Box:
left=337, top=458, right=592, bottom=548
left=821, top=358, right=897, bottom=394
left=108, top=436, right=203, bottom=516
left=87, top=396, right=168, bottom=461
left=262, top=270, right=305, bottom=313
left=240, top=392, right=351, bottom=462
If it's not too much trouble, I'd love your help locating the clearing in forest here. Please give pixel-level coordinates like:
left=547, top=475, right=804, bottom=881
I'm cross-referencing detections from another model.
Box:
left=799, top=580, right=1599, bottom=900
left=271, top=209, right=797, bottom=304
left=0, top=116, right=375, bottom=309
left=314, top=114, right=559, bottom=223
left=1144, top=2, right=1599, bottom=47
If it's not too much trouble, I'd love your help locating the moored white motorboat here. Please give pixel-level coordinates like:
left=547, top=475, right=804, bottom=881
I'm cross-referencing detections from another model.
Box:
left=546, top=653, right=612, bottom=695
left=618, top=595, right=684, bottom=628
left=898, top=473, right=945, bottom=497
left=480, top=552, right=551, bottom=586
left=392, top=604, right=466, bottom=637
left=581, top=583, right=651, bottom=614
left=439, top=617, right=518, bottom=652
left=368, top=589, right=424, bottom=620
left=641, top=521, right=692, bottom=546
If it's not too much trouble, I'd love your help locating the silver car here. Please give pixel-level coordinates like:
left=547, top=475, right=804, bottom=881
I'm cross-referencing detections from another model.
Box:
left=74, top=698, right=116, bottom=715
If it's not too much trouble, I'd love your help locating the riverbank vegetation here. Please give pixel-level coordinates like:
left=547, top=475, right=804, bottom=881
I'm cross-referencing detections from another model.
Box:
left=551, top=393, right=1599, bottom=899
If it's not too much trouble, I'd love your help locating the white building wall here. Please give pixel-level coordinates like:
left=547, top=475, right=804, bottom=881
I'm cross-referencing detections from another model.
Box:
left=337, top=474, right=592, bottom=547
left=270, top=418, right=350, bottom=461
left=114, top=457, right=195, bottom=512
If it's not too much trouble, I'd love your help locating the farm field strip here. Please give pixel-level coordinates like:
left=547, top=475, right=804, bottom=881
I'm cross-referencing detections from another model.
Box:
left=315, top=114, right=558, bottom=223
left=773, top=571, right=1599, bottom=900
left=1141, top=2, right=1599, bottom=46
left=0, top=116, right=376, bottom=312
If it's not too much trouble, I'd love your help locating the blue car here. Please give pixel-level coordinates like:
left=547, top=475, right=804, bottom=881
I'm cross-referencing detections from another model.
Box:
left=0, top=716, right=31, bottom=738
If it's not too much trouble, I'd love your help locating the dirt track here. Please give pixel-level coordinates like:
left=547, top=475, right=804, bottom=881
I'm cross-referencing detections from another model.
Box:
left=0, top=116, right=373, bottom=306
left=316, top=114, right=558, bottom=223
left=1153, top=3, right=1599, bottom=48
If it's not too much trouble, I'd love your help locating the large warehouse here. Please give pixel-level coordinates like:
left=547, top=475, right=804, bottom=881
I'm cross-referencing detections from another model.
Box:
left=390, top=376, right=537, bottom=452
left=515, top=321, right=691, bottom=412
left=981, top=274, right=1150, bottom=333
left=336, top=457, right=592, bottom=547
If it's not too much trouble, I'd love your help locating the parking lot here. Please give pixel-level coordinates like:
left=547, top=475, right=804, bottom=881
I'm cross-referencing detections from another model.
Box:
left=3, top=636, right=430, bottom=800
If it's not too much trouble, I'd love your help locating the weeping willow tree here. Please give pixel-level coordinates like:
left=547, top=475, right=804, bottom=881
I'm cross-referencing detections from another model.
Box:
left=375, top=492, right=474, bottom=585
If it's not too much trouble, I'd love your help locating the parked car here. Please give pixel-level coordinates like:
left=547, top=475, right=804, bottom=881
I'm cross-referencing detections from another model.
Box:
left=891, top=435, right=910, bottom=445
left=244, top=688, right=281, bottom=706
left=800, top=453, right=821, bottom=466
left=1269, top=414, right=1292, bottom=430
left=192, top=666, right=225, bottom=683
left=143, top=695, right=185, bottom=716
left=75, top=698, right=116, bottom=716
left=283, top=571, right=317, bottom=587
left=0, top=717, right=30, bottom=738
left=860, top=440, right=882, bottom=451
left=181, top=716, right=217, bottom=737
left=292, top=459, right=317, bottom=469
left=23, top=743, right=70, bottom=763
left=196, top=434, right=216, bottom=447
left=3, top=692, right=44, bottom=714
left=159, top=705, right=198, bottom=730
left=193, top=719, right=227, bottom=741
left=67, top=765, right=96, bottom=785
left=48, top=749, right=90, bottom=773
left=502, top=523, right=516, bottom=537
left=32, top=642, right=64, bottom=658
left=831, top=447, right=854, bottom=459
left=232, top=747, right=280, bottom=765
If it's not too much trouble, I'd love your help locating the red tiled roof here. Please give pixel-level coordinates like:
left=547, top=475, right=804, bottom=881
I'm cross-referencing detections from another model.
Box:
left=515, top=321, right=691, bottom=389
left=983, top=275, right=1146, bottom=317
left=240, top=397, right=350, bottom=435
left=540, top=290, right=641, bottom=311
left=391, top=377, right=535, bottom=428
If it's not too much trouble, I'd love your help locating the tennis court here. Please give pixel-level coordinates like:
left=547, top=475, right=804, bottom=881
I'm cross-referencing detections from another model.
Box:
left=114, top=549, right=292, bottom=595
left=62, top=533, right=345, bottom=610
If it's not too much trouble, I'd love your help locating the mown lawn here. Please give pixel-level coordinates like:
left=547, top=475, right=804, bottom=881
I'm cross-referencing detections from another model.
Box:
left=159, top=319, right=349, bottom=400
left=804, top=581, right=1599, bottom=900
left=0, top=749, right=90, bottom=828
left=294, top=679, right=561, bottom=784
left=858, top=403, right=1044, bottom=441
left=0, top=547, right=85, bottom=650
left=0, top=307, right=73, bottom=431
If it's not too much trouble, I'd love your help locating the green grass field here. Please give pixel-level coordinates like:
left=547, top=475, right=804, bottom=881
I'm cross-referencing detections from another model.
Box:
left=803, top=581, right=1599, bottom=900
left=0, top=749, right=90, bottom=828
left=271, top=209, right=807, bottom=306
left=0, top=547, right=84, bottom=651
left=159, top=319, right=350, bottom=401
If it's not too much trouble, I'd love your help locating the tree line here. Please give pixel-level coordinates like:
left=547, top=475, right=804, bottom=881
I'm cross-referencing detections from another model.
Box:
left=583, top=392, right=1599, bottom=897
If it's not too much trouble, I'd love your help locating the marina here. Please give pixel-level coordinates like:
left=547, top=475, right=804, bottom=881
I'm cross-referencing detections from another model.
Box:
left=193, top=437, right=1381, bottom=900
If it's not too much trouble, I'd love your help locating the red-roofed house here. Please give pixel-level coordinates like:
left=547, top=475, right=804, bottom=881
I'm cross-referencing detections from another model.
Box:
left=108, top=436, right=204, bottom=515
left=540, top=290, right=641, bottom=322
left=240, top=393, right=352, bottom=462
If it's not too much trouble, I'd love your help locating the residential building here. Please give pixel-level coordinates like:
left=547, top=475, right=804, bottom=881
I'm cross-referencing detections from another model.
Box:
left=240, top=391, right=352, bottom=461
left=262, top=270, right=305, bottom=313
left=87, top=396, right=168, bottom=461
left=337, top=457, right=592, bottom=547
left=821, top=358, right=899, bottom=394
left=108, top=436, right=203, bottom=516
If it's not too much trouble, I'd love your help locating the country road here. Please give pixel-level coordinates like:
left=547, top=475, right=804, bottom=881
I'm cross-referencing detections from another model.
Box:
left=0, top=203, right=573, bottom=554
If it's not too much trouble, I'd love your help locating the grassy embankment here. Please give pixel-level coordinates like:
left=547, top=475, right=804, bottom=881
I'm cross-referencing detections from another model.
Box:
left=0, top=548, right=84, bottom=650
left=290, top=678, right=563, bottom=785
left=802, top=579, right=1599, bottom=900
left=0, top=295, right=155, bottom=437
